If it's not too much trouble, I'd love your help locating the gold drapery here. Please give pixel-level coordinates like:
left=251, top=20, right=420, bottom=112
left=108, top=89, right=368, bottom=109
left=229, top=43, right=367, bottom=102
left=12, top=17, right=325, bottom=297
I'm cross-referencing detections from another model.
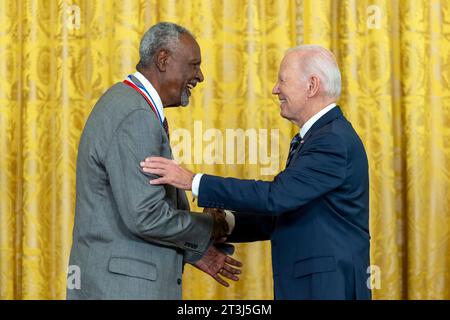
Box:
left=1, top=0, right=449, bottom=299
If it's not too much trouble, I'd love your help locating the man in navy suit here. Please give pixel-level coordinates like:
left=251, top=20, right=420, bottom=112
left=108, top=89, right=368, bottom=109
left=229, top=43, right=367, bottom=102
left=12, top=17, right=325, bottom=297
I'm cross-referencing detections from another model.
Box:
left=140, top=45, right=371, bottom=300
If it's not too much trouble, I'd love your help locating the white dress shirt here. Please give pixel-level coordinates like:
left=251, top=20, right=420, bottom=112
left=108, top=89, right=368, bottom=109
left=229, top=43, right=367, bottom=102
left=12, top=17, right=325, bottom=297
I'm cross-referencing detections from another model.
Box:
left=299, top=103, right=336, bottom=139
left=132, top=71, right=165, bottom=122
left=192, top=103, right=337, bottom=233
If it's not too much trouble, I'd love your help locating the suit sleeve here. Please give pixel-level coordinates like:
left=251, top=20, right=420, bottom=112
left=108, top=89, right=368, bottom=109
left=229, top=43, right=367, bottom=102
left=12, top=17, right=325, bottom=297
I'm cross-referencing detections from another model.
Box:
left=198, top=132, right=348, bottom=216
left=227, top=212, right=274, bottom=242
left=105, top=109, right=212, bottom=259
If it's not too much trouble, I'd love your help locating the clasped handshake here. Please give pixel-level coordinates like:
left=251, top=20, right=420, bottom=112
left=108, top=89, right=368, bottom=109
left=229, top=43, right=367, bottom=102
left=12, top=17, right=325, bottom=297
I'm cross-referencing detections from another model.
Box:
left=196, top=207, right=243, bottom=287
left=139, top=156, right=243, bottom=287
left=186, top=206, right=244, bottom=287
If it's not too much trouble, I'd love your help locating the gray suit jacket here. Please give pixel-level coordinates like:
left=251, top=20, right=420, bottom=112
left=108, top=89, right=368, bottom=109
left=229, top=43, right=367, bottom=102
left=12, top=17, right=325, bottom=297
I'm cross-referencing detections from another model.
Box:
left=67, top=76, right=213, bottom=299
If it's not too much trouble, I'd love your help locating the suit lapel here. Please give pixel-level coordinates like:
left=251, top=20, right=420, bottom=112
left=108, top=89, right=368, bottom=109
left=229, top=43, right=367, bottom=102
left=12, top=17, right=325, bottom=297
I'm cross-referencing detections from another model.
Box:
left=287, top=106, right=344, bottom=167
left=129, top=75, right=188, bottom=210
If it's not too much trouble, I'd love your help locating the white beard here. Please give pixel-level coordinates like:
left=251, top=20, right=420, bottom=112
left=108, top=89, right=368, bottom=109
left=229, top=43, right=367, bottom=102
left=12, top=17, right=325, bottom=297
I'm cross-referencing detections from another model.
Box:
left=180, top=89, right=190, bottom=107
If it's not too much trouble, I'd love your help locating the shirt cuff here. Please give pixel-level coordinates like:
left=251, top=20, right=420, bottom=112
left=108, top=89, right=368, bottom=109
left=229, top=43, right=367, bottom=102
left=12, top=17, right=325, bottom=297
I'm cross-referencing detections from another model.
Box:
left=224, top=210, right=235, bottom=234
left=192, top=173, right=203, bottom=198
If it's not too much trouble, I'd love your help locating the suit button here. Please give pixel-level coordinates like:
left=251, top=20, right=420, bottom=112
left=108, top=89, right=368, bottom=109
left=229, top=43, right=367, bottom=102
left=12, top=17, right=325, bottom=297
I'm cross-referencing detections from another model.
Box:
left=177, top=278, right=182, bottom=285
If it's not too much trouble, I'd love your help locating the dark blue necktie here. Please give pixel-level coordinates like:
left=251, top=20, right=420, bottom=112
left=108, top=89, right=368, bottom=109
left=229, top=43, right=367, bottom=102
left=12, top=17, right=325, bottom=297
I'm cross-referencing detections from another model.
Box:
left=286, top=133, right=302, bottom=167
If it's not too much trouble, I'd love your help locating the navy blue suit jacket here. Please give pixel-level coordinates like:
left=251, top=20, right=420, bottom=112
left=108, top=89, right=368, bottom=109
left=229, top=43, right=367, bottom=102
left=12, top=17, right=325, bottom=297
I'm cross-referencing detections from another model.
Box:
left=198, top=106, right=371, bottom=300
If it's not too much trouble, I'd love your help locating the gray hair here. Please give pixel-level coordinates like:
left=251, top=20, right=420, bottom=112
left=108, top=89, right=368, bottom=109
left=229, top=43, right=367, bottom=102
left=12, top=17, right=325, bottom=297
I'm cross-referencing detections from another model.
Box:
left=138, top=22, right=193, bottom=67
left=288, top=45, right=341, bottom=99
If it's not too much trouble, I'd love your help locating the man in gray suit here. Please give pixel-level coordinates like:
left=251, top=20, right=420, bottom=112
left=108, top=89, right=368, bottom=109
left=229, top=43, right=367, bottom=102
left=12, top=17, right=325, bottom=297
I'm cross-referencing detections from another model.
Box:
left=67, top=22, right=241, bottom=299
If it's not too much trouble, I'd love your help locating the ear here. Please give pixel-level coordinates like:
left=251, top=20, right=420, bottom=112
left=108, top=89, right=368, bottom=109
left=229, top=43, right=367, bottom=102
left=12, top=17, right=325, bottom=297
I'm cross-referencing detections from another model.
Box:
left=307, top=75, right=320, bottom=98
left=154, top=49, right=171, bottom=72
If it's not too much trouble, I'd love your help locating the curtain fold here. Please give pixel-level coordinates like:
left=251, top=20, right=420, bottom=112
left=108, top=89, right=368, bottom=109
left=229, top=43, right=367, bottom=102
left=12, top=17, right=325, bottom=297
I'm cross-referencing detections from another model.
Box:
left=0, top=0, right=449, bottom=299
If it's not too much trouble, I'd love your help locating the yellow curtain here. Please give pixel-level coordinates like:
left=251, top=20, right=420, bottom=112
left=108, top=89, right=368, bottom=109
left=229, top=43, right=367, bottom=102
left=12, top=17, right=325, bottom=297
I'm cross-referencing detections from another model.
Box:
left=1, top=0, right=449, bottom=299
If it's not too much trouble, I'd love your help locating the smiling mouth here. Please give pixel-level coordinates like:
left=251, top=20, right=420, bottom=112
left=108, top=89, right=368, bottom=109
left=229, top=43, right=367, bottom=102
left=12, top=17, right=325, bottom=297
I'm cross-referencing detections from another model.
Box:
left=186, top=83, right=195, bottom=95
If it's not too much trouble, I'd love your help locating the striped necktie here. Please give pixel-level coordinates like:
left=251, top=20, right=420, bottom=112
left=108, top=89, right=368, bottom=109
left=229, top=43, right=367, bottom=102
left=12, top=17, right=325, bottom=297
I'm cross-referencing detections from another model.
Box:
left=163, top=118, right=170, bottom=140
left=286, top=133, right=302, bottom=167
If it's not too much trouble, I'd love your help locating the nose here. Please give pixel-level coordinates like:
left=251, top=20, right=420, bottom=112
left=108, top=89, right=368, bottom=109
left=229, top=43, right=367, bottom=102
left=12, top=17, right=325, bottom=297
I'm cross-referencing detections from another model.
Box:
left=196, top=67, right=204, bottom=83
left=272, top=82, right=280, bottom=95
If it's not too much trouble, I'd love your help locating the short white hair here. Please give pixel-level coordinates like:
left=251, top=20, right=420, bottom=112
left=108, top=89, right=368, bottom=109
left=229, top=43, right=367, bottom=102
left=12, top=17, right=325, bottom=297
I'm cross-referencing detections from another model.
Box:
left=288, top=45, right=341, bottom=99
left=138, top=22, right=193, bottom=67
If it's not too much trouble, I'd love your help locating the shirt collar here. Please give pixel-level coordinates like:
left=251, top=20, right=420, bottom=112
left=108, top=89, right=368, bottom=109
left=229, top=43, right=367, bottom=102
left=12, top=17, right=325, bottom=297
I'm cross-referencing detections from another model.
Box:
left=133, top=71, right=165, bottom=121
left=300, top=103, right=337, bottom=139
